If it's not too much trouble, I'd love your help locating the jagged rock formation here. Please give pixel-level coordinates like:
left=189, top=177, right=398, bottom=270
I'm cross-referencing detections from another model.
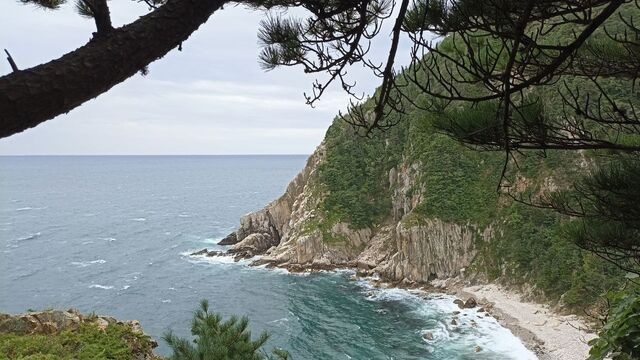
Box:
left=377, top=220, right=492, bottom=283
left=207, top=142, right=490, bottom=284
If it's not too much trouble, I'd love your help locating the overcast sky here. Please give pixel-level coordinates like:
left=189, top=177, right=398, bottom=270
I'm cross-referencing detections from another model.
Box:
left=0, top=1, right=409, bottom=155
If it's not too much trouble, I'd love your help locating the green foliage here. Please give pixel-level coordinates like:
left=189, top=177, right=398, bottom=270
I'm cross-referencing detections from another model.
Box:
left=163, top=300, right=289, bottom=360
left=308, top=1, right=638, bottom=353
left=302, top=215, right=349, bottom=245
left=478, top=203, right=624, bottom=307
left=589, top=291, right=640, bottom=360
left=315, top=60, right=622, bottom=309
left=317, top=119, right=407, bottom=229
left=408, top=116, right=503, bottom=227
left=19, top=0, right=65, bottom=10
left=0, top=322, right=156, bottom=360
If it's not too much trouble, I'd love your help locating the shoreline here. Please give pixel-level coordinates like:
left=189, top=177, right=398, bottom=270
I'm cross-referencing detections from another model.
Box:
left=189, top=249, right=596, bottom=359
left=456, top=283, right=597, bottom=360
left=278, top=263, right=599, bottom=360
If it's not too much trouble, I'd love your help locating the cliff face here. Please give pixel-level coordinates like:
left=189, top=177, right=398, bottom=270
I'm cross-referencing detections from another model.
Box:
left=211, top=103, right=619, bottom=312
left=224, top=142, right=488, bottom=284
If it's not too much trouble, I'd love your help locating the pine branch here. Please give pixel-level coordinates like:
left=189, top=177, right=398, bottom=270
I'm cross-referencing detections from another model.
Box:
left=4, top=49, right=18, bottom=73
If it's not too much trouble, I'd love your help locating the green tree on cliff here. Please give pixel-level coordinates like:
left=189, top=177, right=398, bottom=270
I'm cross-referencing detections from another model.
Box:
left=258, top=1, right=640, bottom=358
left=260, top=0, right=640, bottom=274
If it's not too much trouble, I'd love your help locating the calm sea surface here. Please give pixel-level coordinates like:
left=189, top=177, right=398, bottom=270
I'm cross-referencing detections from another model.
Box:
left=0, top=156, right=535, bottom=359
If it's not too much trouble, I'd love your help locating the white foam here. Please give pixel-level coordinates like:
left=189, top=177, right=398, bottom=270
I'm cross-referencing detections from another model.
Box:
left=103, top=237, right=117, bottom=242
left=419, top=299, right=536, bottom=359
left=71, top=259, right=106, bottom=267
left=249, top=262, right=310, bottom=276
left=182, top=251, right=243, bottom=265
left=161, top=299, right=172, bottom=303
left=17, top=232, right=41, bottom=241
left=201, top=237, right=223, bottom=245
left=15, top=206, right=47, bottom=211
left=131, top=218, right=147, bottom=222
left=122, top=285, right=131, bottom=290
left=124, top=272, right=140, bottom=283
left=356, top=280, right=537, bottom=360
left=89, top=284, right=114, bottom=290
left=269, top=317, right=290, bottom=324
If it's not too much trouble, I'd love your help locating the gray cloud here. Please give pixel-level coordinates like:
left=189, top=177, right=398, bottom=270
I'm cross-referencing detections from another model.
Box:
left=0, top=1, right=409, bottom=155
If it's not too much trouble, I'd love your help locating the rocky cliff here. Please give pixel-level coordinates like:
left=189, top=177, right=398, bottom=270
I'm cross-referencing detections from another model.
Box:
left=210, top=141, right=492, bottom=285
left=194, top=73, right=619, bottom=310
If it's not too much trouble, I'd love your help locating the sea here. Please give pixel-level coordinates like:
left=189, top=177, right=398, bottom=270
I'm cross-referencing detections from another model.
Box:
left=0, top=155, right=536, bottom=359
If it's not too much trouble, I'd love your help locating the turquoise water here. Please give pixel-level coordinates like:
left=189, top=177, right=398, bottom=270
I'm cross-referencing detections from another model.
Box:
left=0, top=156, right=535, bottom=359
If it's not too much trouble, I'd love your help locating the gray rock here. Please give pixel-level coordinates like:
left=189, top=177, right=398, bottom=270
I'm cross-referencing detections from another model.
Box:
left=190, top=248, right=209, bottom=256
left=463, top=297, right=477, bottom=308
left=217, top=232, right=238, bottom=246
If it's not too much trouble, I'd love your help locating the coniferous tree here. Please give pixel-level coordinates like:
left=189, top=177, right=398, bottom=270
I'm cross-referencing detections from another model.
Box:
left=258, top=2, right=640, bottom=358
left=163, top=300, right=289, bottom=360
left=259, top=0, right=640, bottom=275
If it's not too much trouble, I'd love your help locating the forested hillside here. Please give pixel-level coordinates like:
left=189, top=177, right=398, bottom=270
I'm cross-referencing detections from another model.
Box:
left=312, top=6, right=640, bottom=310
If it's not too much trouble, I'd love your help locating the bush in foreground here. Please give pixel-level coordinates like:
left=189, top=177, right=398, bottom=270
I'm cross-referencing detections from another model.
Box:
left=0, top=321, right=157, bottom=360
left=163, top=300, right=289, bottom=360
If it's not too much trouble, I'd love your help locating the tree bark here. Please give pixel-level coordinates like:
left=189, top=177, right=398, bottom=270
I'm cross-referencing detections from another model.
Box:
left=86, top=0, right=114, bottom=35
left=0, top=0, right=227, bottom=139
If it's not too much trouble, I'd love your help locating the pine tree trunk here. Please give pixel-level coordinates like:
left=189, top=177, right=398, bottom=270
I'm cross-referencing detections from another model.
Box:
left=0, top=0, right=227, bottom=139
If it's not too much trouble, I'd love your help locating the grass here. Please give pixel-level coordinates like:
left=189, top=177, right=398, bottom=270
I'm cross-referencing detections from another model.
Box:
left=0, top=323, right=158, bottom=360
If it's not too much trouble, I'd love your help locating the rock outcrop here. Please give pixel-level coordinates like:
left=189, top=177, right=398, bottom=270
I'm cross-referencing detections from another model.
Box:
left=0, top=309, right=158, bottom=359
left=202, top=142, right=495, bottom=285
left=377, top=220, right=492, bottom=283
left=217, top=232, right=238, bottom=245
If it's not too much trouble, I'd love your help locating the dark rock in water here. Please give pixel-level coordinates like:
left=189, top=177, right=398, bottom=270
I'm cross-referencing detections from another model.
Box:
left=422, top=332, right=434, bottom=340
left=190, top=249, right=225, bottom=257
left=452, top=311, right=460, bottom=315
left=190, top=248, right=209, bottom=256
left=228, top=232, right=278, bottom=260
left=218, top=232, right=238, bottom=245
left=463, top=297, right=477, bottom=309
left=453, top=299, right=465, bottom=309
left=451, top=319, right=458, bottom=325
left=250, top=257, right=277, bottom=267
left=475, top=346, right=482, bottom=352
left=477, top=307, right=485, bottom=313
